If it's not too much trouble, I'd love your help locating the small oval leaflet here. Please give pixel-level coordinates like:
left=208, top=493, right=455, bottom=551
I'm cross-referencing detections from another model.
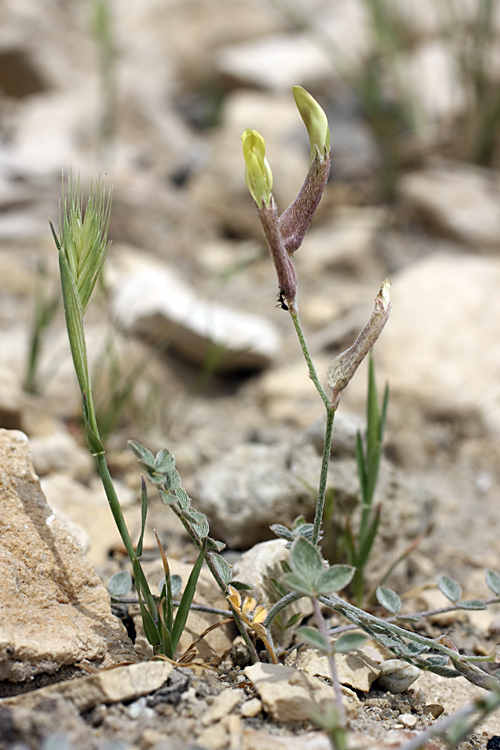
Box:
left=108, top=570, right=132, bottom=597
left=376, top=586, right=401, bottom=615
left=485, top=569, right=500, bottom=597
left=438, top=575, right=462, bottom=604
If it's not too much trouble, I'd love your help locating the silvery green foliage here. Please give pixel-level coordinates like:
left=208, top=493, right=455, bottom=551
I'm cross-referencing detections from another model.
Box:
left=438, top=575, right=462, bottom=603
left=376, top=586, right=401, bottom=615
left=283, top=537, right=354, bottom=597
left=128, top=440, right=230, bottom=583
left=271, top=516, right=315, bottom=548
left=108, top=570, right=132, bottom=597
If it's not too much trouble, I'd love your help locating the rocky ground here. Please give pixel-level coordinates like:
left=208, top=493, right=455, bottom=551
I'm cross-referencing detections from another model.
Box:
left=2, top=1, right=500, bottom=748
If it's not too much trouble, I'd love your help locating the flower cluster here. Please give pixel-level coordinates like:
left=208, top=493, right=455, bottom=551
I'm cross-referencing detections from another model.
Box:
left=241, top=87, right=331, bottom=312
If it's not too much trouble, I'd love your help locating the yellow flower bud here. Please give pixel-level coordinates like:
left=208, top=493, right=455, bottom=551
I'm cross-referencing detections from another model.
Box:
left=241, top=128, right=273, bottom=207
left=293, top=86, right=330, bottom=162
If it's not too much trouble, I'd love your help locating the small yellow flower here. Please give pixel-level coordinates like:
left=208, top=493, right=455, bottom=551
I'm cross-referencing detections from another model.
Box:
left=241, top=129, right=273, bottom=207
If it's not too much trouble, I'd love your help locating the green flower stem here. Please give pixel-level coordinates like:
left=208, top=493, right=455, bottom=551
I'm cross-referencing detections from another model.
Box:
left=312, top=404, right=335, bottom=546
left=290, top=309, right=330, bottom=408
left=289, top=308, right=335, bottom=547
left=95, top=452, right=136, bottom=561
left=312, top=597, right=346, bottom=728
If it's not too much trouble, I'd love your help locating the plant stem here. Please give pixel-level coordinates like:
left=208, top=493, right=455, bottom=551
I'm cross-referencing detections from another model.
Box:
left=312, top=598, right=346, bottom=728
left=312, top=404, right=335, bottom=546
left=95, top=453, right=136, bottom=560
left=289, top=307, right=336, bottom=546
left=290, top=308, right=330, bottom=408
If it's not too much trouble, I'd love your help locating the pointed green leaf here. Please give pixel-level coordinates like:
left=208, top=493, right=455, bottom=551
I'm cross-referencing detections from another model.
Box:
left=158, top=614, right=173, bottom=659
left=284, top=612, right=303, bottom=630
left=425, top=655, right=449, bottom=668
left=459, top=600, right=486, bottom=610
left=141, top=605, right=160, bottom=648
left=405, top=641, right=429, bottom=655
left=485, top=568, right=500, bottom=597
left=290, top=537, right=323, bottom=587
left=171, top=541, right=206, bottom=654
left=270, top=524, right=294, bottom=542
left=164, top=469, right=181, bottom=492
left=82, top=400, right=104, bottom=455
left=376, top=586, right=401, bottom=615
left=211, top=553, right=232, bottom=586
left=135, top=476, right=148, bottom=558
left=206, top=537, right=226, bottom=552
left=358, top=506, right=381, bottom=566
left=229, top=580, right=253, bottom=592
left=158, top=489, right=177, bottom=506
left=154, top=449, right=176, bottom=474
left=366, top=354, right=380, bottom=453
left=333, top=632, right=368, bottom=653
left=271, top=578, right=288, bottom=598
left=297, top=626, right=329, bottom=653
left=316, top=565, right=355, bottom=595
left=438, top=575, right=462, bottom=603
left=108, top=570, right=132, bottom=597
left=174, top=487, right=191, bottom=510
left=128, top=440, right=155, bottom=470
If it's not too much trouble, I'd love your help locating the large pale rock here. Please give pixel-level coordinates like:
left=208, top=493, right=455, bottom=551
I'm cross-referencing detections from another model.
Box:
left=399, top=163, right=500, bottom=248
left=196, top=431, right=434, bottom=555
left=0, top=661, right=173, bottom=712
left=195, top=440, right=322, bottom=549
left=109, top=247, right=281, bottom=372
left=360, top=252, right=500, bottom=434
left=0, top=430, right=136, bottom=681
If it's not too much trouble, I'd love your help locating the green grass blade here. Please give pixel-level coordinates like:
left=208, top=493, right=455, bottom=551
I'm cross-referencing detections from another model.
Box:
left=171, top=540, right=206, bottom=655
left=358, top=506, right=381, bottom=567
left=135, top=476, right=148, bottom=558
left=366, top=354, right=380, bottom=455
left=379, top=383, right=389, bottom=439
left=355, top=432, right=367, bottom=500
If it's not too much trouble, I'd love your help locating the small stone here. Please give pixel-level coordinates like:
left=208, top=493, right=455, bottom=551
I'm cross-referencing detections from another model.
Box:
left=244, top=663, right=350, bottom=723
left=399, top=713, right=418, bottom=729
left=196, top=719, right=229, bottom=750
left=424, top=703, right=445, bottom=719
left=201, top=688, right=244, bottom=726
left=240, top=697, right=262, bottom=718
left=290, top=645, right=380, bottom=693
left=376, top=660, right=420, bottom=694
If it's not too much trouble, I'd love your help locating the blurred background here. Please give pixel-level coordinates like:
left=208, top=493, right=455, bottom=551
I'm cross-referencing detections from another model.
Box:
left=1, top=0, right=500, bottom=566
